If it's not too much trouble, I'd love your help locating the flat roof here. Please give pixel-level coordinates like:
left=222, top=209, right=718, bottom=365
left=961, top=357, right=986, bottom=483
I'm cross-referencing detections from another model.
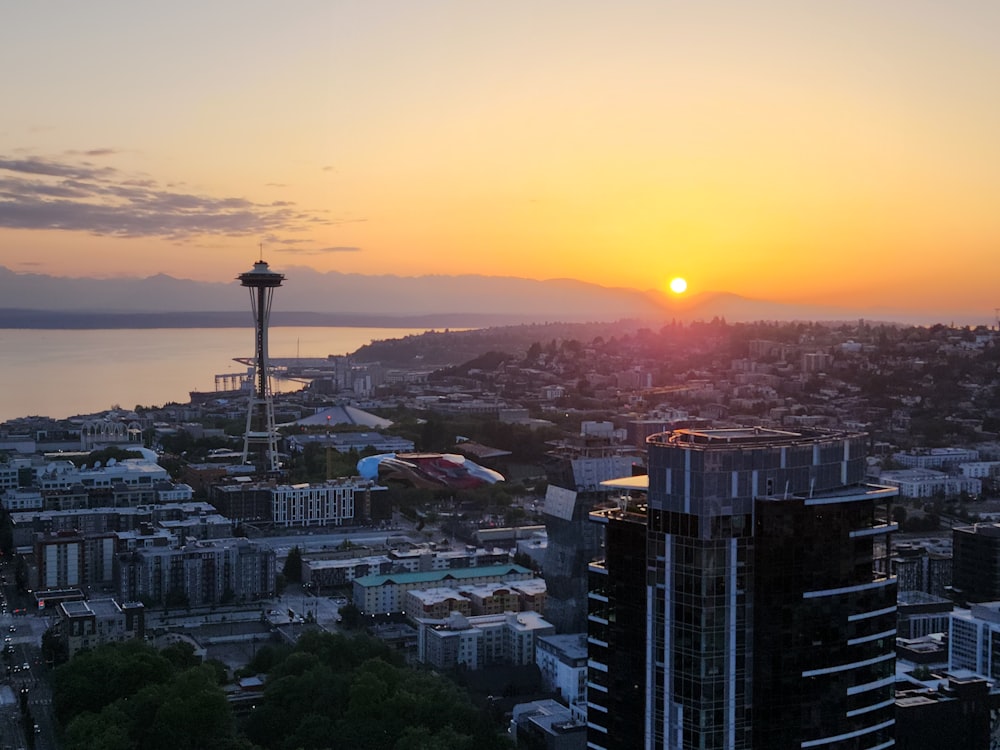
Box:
left=600, top=475, right=649, bottom=491
left=650, top=426, right=864, bottom=448
left=354, top=564, right=532, bottom=588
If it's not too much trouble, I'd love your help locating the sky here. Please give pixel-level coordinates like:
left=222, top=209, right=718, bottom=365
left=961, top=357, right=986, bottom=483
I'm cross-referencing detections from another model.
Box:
left=1, top=1, right=999, bottom=318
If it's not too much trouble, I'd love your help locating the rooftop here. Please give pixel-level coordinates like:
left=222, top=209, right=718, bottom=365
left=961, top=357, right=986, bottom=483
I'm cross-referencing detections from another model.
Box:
left=354, top=564, right=533, bottom=588
left=650, top=426, right=864, bottom=449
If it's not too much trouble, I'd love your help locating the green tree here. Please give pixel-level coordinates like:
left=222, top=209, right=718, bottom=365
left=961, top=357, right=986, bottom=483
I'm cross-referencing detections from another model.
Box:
left=54, top=642, right=242, bottom=750
left=283, top=545, right=303, bottom=583
left=338, top=602, right=363, bottom=630
left=243, top=631, right=512, bottom=750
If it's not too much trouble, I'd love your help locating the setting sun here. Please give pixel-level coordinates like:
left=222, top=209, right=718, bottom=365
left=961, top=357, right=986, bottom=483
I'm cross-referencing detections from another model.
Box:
left=669, top=277, right=688, bottom=295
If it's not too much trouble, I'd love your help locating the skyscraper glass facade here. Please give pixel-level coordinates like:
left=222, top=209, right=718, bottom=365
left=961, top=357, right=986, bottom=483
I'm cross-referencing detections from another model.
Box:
left=588, top=427, right=897, bottom=750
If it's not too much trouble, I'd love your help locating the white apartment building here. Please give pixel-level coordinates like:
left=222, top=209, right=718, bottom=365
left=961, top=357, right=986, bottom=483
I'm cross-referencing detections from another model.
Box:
left=270, top=478, right=369, bottom=527
left=950, top=603, right=1000, bottom=679
left=415, top=610, right=555, bottom=670
left=0, top=463, right=19, bottom=490
left=36, top=454, right=168, bottom=491
left=156, top=482, right=194, bottom=502
left=879, top=468, right=981, bottom=499
left=535, top=633, right=589, bottom=717
left=2, top=488, right=43, bottom=511
left=893, top=447, right=980, bottom=470
left=960, top=461, right=1000, bottom=480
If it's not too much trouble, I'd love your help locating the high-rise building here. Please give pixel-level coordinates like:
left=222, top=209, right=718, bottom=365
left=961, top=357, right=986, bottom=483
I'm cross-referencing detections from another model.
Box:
left=588, top=427, right=898, bottom=750
left=952, top=523, right=1000, bottom=603
left=238, top=258, right=284, bottom=474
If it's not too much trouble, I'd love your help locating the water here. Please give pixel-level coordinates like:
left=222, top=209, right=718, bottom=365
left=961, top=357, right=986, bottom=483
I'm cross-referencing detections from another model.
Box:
left=0, top=326, right=430, bottom=423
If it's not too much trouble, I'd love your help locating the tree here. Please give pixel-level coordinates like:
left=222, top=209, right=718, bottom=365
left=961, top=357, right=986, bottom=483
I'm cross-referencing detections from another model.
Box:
left=53, top=642, right=242, bottom=750
left=283, top=545, right=303, bottom=583
left=243, top=631, right=512, bottom=750
left=338, top=603, right=363, bottom=630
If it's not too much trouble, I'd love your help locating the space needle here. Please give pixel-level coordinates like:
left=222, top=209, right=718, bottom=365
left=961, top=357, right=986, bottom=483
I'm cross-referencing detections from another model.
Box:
left=238, top=257, right=285, bottom=474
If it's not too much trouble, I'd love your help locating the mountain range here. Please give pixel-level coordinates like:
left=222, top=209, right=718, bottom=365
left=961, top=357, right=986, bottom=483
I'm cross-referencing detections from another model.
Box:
left=0, top=265, right=981, bottom=328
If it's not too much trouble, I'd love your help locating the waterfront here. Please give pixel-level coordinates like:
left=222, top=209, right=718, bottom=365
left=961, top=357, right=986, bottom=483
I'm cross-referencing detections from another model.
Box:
left=0, top=326, right=430, bottom=423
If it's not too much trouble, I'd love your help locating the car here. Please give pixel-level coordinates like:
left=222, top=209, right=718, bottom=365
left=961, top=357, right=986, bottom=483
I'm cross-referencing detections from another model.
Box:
left=8, top=625, right=14, bottom=633
left=21, top=662, right=29, bottom=671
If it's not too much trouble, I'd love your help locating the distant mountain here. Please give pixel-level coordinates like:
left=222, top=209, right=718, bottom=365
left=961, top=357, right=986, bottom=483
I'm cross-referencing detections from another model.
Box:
left=0, top=265, right=981, bottom=328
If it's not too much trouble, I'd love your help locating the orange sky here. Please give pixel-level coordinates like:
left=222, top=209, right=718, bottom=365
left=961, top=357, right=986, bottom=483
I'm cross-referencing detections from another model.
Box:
left=1, top=2, right=999, bottom=318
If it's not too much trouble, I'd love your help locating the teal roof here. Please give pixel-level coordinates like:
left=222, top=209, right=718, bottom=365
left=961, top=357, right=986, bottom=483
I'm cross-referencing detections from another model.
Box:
left=354, top=564, right=532, bottom=588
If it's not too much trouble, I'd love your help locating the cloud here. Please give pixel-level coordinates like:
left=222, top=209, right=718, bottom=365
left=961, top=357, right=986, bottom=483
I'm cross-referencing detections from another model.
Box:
left=275, top=246, right=362, bottom=255
left=0, top=154, right=328, bottom=240
left=65, top=148, right=120, bottom=157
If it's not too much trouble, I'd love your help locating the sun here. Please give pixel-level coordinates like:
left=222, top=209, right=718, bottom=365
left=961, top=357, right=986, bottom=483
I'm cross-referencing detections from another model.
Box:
left=669, top=277, right=688, bottom=295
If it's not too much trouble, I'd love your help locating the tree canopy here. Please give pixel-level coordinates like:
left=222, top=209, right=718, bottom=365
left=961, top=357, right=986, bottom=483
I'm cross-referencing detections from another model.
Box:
left=52, top=640, right=247, bottom=750
left=243, top=630, right=512, bottom=750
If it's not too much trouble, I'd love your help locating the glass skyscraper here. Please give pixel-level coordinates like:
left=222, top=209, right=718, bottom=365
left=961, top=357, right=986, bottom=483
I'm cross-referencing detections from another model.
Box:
left=588, top=427, right=897, bottom=750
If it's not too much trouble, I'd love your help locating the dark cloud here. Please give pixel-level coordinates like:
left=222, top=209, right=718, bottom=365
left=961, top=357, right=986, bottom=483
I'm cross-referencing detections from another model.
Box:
left=275, top=246, right=361, bottom=255
left=0, top=157, right=116, bottom=180
left=0, top=154, right=329, bottom=240
left=65, top=148, right=120, bottom=157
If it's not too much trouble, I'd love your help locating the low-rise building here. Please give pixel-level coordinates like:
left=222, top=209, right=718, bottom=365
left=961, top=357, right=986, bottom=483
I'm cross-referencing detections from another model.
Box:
left=352, top=564, right=535, bottom=615
left=879, top=468, right=981, bottom=499
left=895, top=675, right=997, bottom=750
left=535, top=633, right=588, bottom=716
left=414, top=610, right=555, bottom=670
left=459, top=583, right=520, bottom=616
left=893, top=448, right=981, bottom=470
left=897, top=591, right=953, bottom=640
left=404, top=587, right=472, bottom=619
left=53, top=598, right=145, bottom=658
left=510, top=698, right=587, bottom=750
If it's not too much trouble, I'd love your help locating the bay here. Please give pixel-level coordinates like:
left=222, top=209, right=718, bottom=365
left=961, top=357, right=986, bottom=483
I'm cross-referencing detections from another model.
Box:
left=0, top=326, right=431, bottom=423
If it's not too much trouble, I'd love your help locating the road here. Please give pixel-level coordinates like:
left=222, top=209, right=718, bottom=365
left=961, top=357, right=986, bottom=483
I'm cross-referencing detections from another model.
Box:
left=0, top=563, right=56, bottom=750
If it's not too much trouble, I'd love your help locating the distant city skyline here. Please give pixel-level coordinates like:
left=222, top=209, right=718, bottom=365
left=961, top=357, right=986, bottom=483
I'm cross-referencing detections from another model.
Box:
left=2, top=2, right=999, bottom=317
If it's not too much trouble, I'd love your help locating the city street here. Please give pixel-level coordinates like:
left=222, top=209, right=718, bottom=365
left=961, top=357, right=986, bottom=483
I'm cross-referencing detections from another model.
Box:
left=0, top=565, right=56, bottom=750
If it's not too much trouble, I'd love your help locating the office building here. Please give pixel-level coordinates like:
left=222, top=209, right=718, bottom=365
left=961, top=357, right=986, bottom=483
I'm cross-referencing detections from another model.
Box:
left=953, top=523, right=1000, bottom=603
left=588, top=427, right=897, bottom=749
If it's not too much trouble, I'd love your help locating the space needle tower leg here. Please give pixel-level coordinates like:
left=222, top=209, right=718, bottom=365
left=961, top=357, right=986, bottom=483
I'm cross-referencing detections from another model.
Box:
left=238, top=259, right=285, bottom=475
